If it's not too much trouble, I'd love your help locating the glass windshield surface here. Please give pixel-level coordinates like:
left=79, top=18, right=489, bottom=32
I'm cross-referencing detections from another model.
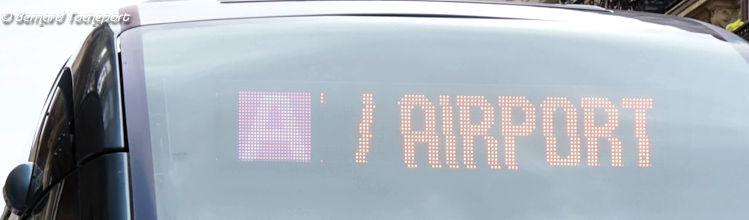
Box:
left=122, top=16, right=749, bottom=219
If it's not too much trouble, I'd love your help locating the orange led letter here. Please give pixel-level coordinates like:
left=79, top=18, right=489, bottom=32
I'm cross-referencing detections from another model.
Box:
left=581, top=97, right=622, bottom=167
left=399, top=94, right=441, bottom=169
left=541, top=97, right=581, bottom=166
left=457, top=96, right=497, bottom=169
left=440, top=95, right=460, bottom=169
left=622, top=98, right=654, bottom=167
left=355, top=93, right=375, bottom=164
left=498, top=96, right=536, bottom=170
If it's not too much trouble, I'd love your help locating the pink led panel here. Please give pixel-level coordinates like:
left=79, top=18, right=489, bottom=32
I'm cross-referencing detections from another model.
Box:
left=238, top=91, right=312, bottom=162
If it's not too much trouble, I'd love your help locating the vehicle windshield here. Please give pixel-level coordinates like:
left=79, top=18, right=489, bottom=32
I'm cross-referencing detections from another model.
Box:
left=121, top=16, right=749, bottom=219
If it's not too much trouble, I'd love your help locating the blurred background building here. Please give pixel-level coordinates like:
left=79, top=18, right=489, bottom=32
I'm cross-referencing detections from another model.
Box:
left=508, top=0, right=749, bottom=40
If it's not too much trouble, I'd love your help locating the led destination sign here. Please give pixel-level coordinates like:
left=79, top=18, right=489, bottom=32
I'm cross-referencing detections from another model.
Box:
left=239, top=91, right=653, bottom=171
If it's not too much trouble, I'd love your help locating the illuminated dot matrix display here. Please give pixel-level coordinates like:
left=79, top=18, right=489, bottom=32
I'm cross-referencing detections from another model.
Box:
left=237, top=91, right=654, bottom=169
left=541, top=97, right=581, bottom=167
left=399, top=94, right=441, bottom=169
left=499, top=96, right=536, bottom=170
left=457, top=96, right=496, bottom=169
left=623, top=98, right=654, bottom=167
left=582, top=97, right=620, bottom=167
left=355, top=93, right=376, bottom=164
left=238, top=91, right=312, bottom=162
